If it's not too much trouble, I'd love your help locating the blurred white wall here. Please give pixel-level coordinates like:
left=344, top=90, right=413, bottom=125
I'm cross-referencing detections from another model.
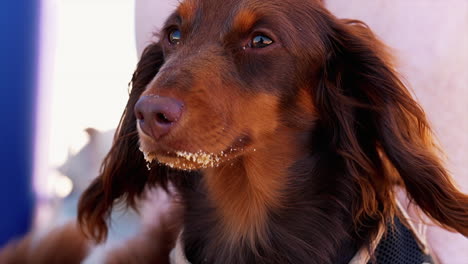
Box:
left=135, top=0, right=176, bottom=57
left=36, top=0, right=137, bottom=198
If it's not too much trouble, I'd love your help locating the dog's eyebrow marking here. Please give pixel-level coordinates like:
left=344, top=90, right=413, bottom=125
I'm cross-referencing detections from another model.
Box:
left=177, top=0, right=197, bottom=22
left=232, top=9, right=258, bottom=33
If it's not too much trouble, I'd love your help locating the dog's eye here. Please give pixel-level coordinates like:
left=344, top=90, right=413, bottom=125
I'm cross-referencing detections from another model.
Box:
left=251, top=35, right=273, bottom=48
left=168, top=29, right=181, bottom=45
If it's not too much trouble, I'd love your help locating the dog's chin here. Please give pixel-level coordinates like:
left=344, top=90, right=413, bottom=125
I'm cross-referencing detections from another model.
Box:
left=138, top=134, right=252, bottom=171
left=140, top=147, right=244, bottom=171
left=153, top=152, right=227, bottom=171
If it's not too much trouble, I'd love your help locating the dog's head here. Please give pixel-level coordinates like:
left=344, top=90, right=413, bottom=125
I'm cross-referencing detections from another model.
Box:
left=79, top=0, right=468, bottom=242
left=135, top=0, right=326, bottom=171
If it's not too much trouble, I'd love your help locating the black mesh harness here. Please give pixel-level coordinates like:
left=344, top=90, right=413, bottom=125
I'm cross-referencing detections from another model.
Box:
left=370, top=217, right=435, bottom=264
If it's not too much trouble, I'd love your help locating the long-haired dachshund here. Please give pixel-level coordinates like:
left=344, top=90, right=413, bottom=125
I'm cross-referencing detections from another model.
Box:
left=2, top=0, right=467, bottom=263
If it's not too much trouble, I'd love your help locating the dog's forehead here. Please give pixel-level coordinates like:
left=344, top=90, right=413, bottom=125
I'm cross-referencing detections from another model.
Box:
left=176, top=0, right=257, bottom=33
left=174, top=0, right=321, bottom=36
left=178, top=0, right=253, bottom=19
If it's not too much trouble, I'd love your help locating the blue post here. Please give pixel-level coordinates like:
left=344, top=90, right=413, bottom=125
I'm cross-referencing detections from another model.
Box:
left=0, top=0, right=39, bottom=247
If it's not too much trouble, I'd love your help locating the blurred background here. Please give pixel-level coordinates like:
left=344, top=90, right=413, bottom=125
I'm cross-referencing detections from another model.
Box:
left=0, top=0, right=143, bottom=252
left=0, top=0, right=466, bottom=263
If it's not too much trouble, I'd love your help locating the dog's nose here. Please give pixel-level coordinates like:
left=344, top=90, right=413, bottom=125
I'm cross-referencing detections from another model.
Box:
left=134, top=95, right=184, bottom=139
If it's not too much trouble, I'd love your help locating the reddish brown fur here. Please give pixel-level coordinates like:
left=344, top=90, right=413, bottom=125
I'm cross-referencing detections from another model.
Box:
left=203, top=96, right=305, bottom=246
left=0, top=223, right=89, bottom=264
left=5, top=0, right=465, bottom=263
left=232, top=10, right=258, bottom=33
left=177, top=0, right=196, bottom=22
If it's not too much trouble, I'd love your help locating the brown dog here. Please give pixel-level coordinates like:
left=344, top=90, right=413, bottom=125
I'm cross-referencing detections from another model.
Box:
left=77, top=0, right=468, bottom=263
left=2, top=0, right=467, bottom=263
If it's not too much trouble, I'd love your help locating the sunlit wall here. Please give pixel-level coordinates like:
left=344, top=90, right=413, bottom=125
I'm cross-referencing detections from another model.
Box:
left=35, top=0, right=137, bottom=200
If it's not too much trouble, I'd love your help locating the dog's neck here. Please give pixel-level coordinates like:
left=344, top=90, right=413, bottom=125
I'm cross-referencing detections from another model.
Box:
left=181, top=125, right=364, bottom=263
left=202, top=127, right=306, bottom=245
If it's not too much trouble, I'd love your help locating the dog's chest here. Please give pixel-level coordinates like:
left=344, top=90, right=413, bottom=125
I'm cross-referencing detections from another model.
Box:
left=173, top=216, right=435, bottom=264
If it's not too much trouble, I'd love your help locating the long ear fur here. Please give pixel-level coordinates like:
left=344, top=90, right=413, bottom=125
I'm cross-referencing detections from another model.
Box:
left=78, top=43, right=170, bottom=242
left=317, top=18, right=468, bottom=236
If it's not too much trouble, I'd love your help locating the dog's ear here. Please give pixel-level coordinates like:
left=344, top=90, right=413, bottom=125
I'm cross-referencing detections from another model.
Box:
left=78, top=43, right=170, bottom=242
left=316, top=19, right=468, bottom=235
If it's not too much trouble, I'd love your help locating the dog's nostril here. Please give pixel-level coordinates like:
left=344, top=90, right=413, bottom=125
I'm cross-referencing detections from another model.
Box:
left=136, top=111, right=144, bottom=121
left=156, top=112, right=172, bottom=124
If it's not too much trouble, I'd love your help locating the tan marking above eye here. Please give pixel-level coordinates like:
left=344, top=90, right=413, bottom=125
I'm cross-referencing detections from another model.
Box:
left=177, top=0, right=196, bottom=22
left=232, top=9, right=258, bottom=33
